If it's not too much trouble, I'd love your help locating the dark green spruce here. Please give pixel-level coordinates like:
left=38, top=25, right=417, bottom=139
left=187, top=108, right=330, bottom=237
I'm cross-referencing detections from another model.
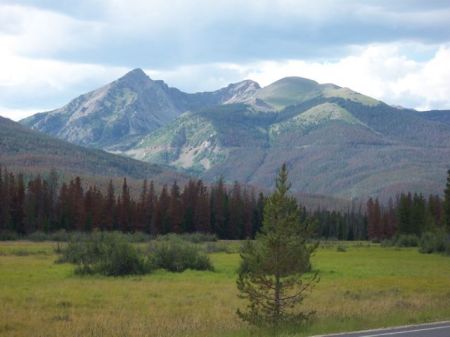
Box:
left=236, top=164, right=319, bottom=330
left=445, top=169, right=450, bottom=233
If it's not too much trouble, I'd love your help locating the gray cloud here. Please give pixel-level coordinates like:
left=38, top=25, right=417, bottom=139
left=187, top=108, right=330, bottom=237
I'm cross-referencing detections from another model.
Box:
left=4, top=0, right=450, bottom=68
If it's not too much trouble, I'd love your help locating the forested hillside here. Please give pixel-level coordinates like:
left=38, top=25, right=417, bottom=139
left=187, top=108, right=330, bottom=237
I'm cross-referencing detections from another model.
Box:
left=0, top=116, right=186, bottom=185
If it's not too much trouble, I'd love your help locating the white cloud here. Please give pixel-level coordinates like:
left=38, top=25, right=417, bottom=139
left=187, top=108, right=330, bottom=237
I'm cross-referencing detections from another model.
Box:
left=149, top=43, right=450, bottom=110
left=0, top=49, right=126, bottom=92
left=97, top=0, right=450, bottom=33
left=0, top=48, right=128, bottom=120
left=0, top=3, right=124, bottom=121
left=146, top=63, right=249, bottom=93
left=0, top=4, right=104, bottom=56
left=0, top=106, right=46, bottom=121
left=395, top=47, right=450, bottom=110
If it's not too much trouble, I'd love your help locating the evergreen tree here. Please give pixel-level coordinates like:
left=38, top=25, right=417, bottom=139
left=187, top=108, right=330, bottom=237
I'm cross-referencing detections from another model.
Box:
left=10, top=174, right=25, bottom=233
left=385, top=197, right=397, bottom=238
left=0, top=168, right=5, bottom=231
left=46, top=169, right=59, bottom=229
left=1, top=170, right=12, bottom=229
left=194, top=180, right=211, bottom=233
left=229, top=181, right=243, bottom=239
left=252, top=192, right=265, bottom=237
left=211, top=177, right=228, bottom=238
left=181, top=180, right=197, bottom=233
left=145, top=181, right=156, bottom=234
left=236, top=164, right=318, bottom=330
left=84, top=187, right=95, bottom=231
left=104, top=180, right=116, bottom=230
left=56, top=182, right=71, bottom=231
left=397, top=193, right=412, bottom=234
left=153, top=185, right=170, bottom=234
left=168, top=181, right=183, bottom=233
left=428, top=194, right=443, bottom=229
left=70, top=177, right=85, bottom=231
left=411, top=193, right=427, bottom=235
left=444, top=169, right=450, bottom=233
left=242, top=188, right=254, bottom=239
left=367, top=198, right=381, bottom=240
left=136, top=179, right=148, bottom=232
left=119, top=178, right=131, bottom=231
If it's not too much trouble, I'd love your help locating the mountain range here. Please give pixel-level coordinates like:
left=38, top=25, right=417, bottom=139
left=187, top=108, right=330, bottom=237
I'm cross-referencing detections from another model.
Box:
left=20, top=69, right=450, bottom=199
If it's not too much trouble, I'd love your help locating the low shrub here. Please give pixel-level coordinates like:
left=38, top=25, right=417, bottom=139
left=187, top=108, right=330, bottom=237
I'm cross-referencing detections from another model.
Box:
left=57, top=232, right=215, bottom=275
left=26, top=231, right=49, bottom=242
left=336, top=245, right=347, bottom=252
left=394, top=234, right=419, bottom=247
left=48, top=230, right=72, bottom=242
left=157, top=232, right=217, bottom=243
left=0, top=230, right=20, bottom=241
left=380, top=239, right=395, bottom=247
left=150, top=236, right=213, bottom=272
left=419, top=231, right=450, bottom=254
left=180, top=232, right=217, bottom=243
left=125, top=231, right=152, bottom=243
left=57, top=232, right=150, bottom=276
left=204, top=241, right=231, bottom=253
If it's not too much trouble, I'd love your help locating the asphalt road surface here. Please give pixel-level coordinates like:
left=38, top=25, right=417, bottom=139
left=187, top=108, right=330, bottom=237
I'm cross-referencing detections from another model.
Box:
left=315, top=321, right=450, bottom=337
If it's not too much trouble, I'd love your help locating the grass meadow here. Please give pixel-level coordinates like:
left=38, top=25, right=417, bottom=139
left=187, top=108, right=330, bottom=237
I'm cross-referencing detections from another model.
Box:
left=1, top=241, right=450, bottom=337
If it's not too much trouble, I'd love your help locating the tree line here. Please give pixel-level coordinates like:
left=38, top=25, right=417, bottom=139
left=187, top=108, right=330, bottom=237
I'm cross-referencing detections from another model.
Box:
left=0, top=167, right=266, bottom=238
left=366, top=190, right=450, bottom=241
left=1, top=166, right=450, bottom=240
left=0, top=167, right=354, bottom=239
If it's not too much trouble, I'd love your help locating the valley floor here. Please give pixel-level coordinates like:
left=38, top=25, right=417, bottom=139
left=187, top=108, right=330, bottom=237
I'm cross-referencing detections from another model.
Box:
left=1, top=241, right=450, bottom=337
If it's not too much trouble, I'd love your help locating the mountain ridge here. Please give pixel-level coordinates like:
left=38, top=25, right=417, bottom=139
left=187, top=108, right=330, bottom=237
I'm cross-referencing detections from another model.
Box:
left=19, top=69, right=450, bottom=199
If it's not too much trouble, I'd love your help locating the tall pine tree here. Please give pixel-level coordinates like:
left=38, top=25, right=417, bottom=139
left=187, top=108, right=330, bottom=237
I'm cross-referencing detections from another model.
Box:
left=444, top=169, right=450, bottom=233
left=237, top=164, right=318, bottom=329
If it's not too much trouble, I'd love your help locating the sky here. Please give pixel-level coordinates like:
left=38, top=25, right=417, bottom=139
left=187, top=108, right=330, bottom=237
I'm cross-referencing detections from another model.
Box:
left=1, top=0, right=450, bottom=120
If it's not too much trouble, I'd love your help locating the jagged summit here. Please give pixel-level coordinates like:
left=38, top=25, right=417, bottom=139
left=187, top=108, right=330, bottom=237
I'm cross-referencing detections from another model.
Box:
left=226, top=79, right=261, bottom=90
left=217, top=79, right=261, bottom=104
left=115, top=68, right=154, bottom=88
left=123, top=67, right=147, bottom=78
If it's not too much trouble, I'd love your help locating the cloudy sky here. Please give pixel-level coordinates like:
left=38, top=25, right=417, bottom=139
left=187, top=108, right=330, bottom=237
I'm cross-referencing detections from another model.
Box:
left=1, top=0, right=450, bottom=120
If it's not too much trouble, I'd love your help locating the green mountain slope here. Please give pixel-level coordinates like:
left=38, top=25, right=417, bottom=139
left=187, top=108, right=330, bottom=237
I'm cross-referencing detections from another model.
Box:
left=256, top=77, right=380, bottom=109
left=126, top=97, right=450, bottom=199
left=0, top=116, right=185, bottom=184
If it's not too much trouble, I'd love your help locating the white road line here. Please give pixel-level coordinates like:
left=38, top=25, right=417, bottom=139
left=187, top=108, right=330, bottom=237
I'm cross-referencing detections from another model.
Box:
left=359, top=325, right=450, bottom=337
left=312, top=322, right=450, bottom=337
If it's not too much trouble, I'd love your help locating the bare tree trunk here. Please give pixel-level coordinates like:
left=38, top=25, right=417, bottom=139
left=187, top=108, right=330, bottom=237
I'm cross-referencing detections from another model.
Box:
left=274, top=271, right=281, bottom=331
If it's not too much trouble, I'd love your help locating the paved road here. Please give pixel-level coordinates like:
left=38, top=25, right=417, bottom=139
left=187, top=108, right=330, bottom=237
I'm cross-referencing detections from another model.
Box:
left=315, top=321, right=450, bottom=337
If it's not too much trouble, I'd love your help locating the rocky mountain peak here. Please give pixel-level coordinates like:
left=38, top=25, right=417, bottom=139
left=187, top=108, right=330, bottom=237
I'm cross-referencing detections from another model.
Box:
left=227, top=79, right=261, bottom=91
left=115, top=68, right=153, bottom=88
left=122, top=68, right=148, bottom=79
left=220, top=80, right=261, bottom=104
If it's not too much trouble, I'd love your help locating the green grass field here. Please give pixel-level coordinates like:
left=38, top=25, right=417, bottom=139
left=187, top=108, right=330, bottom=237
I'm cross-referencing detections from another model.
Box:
left=1, top=241, right=450, bottom=337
